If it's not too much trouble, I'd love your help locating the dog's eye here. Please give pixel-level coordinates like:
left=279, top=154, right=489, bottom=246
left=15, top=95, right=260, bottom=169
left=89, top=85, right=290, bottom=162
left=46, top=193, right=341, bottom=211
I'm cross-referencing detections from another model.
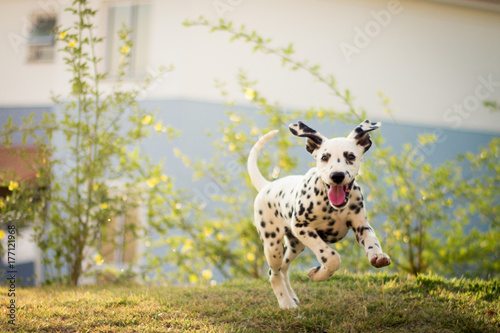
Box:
left=321, top=155, right=329, bottom=162
left=347, top=153, right=356, bottom=161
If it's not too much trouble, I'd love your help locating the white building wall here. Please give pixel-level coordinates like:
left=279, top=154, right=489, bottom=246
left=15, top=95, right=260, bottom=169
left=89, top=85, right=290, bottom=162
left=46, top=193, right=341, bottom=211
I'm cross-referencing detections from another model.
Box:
left=1, top=0, right=500, bottom=132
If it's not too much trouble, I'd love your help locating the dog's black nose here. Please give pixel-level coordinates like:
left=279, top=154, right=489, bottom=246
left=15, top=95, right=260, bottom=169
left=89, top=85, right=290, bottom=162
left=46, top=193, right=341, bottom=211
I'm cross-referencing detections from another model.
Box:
left=331, top=172, right=345, bottom=184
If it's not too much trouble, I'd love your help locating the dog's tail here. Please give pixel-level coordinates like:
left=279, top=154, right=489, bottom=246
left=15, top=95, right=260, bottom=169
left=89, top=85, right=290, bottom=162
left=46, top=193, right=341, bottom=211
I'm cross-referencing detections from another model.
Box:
left=247, top=130, right=279, bottom=192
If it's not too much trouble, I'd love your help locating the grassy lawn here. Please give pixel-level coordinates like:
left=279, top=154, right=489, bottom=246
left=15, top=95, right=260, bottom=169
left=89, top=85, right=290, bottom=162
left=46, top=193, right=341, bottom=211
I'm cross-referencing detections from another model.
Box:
left=1, top=272, right=499, bottom=332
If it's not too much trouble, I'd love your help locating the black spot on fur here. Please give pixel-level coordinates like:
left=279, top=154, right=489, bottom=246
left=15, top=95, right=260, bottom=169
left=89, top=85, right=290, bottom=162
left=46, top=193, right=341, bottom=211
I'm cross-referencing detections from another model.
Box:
left=357, top=226, right=371, bottom=236
left=307, top=202, right=314, bottom=214
left=321, top=257, right=327, bottom=263
left=260, top=221, right=266, bottom=228
left=307, top=231, right=318, bottom=239
left=298, top=204, right=305, bottom=216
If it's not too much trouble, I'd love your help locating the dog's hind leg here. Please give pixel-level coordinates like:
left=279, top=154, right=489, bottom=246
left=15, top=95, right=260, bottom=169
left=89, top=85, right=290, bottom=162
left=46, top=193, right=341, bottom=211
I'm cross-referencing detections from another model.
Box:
left=255, top=213, right=297, bottom=309
left=281, top=231, right=306, bottom=304
left=263, top=241, right=298, bottom=309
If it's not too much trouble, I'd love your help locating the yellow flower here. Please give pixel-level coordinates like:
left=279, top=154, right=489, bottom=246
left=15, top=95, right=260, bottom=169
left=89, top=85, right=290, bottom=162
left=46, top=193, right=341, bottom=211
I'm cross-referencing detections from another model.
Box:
left=181, top=240, right=193, bottom=254
left=203, top=227, right=213, bottom=237
left=141, top=115, right=153, bottom=125
left=201, top=270, right=213, bottom=280
left=250, top=127, right=259, bottom=136
left=8, top=181, right=19, bottom=191
left=94, top=254, right=104, bottom=266
left=247, top=253, right=255, bottom=262
left=147, top=177, right=159, bottom=188
left=318, top=109, right=325, bottom=117
left=0, top=200, right=5, bottom=209
left=100, top=202, right=108, bottom=210
left=244, top=88, right=256, bottom=100
left=188, top=274, right=198, bottom=284
left=59, top=31, right=67, bottom=40
left=216, top=233, right=224, bottom=241
left=120, top=45, right=130, bottom=54
left=0, top=230, right=5, bottom=239
left=229, top=114, right=241, bottom=122
left=154, top=121, right=164, bottom=132
left=160, top=174, right=168, bottom=182
left=68, top=39, right=76, bottom=48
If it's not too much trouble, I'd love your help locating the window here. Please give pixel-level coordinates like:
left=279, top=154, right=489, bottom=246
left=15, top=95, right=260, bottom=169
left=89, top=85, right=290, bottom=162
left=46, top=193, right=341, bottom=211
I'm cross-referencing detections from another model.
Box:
left=27, top=16, right=57, bottom=63
left=106, top=3, right=151, bottom=77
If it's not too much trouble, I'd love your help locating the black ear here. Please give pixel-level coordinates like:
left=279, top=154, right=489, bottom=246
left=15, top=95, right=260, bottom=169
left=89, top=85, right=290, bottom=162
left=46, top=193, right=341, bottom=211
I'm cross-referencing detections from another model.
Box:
left=347, top=120, right=381, bottom=152
left=289, top=121, right=327, bottom=155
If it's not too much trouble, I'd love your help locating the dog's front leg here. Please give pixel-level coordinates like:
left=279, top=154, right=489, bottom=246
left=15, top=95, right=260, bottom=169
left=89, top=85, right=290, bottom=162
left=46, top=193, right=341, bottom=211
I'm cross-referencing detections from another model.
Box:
left=350, top=214, right=391, bottom=268
left=291, top=217, right=341, bottom=282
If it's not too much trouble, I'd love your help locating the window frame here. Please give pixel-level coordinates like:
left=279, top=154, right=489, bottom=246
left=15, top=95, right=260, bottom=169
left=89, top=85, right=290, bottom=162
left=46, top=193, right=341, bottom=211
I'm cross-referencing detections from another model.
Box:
left=105, top=2, right=152, bottom=79
left=27, top=14, right=57, bottom=63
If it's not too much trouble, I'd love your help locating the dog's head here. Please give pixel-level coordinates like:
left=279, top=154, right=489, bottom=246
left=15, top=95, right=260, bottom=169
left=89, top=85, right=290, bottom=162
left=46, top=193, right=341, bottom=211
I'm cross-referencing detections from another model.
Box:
left=289, top=120, right=381, bottom=208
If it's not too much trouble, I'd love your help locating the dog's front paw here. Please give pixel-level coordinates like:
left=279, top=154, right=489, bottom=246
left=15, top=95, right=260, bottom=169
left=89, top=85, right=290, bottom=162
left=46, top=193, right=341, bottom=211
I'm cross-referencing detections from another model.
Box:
left=368, top=253, right=391, bottom=268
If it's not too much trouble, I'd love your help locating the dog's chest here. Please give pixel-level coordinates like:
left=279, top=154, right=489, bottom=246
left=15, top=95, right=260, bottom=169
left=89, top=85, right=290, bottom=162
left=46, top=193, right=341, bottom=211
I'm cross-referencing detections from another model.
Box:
left=262, top=170, right=355, bottom=244
left=295, top=200, right=351, bottom=244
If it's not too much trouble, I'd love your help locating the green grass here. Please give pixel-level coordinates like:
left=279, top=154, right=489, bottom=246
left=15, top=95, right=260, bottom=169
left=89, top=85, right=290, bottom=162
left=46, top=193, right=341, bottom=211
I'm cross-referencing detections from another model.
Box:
left=1, top=272, right=499, bottom=332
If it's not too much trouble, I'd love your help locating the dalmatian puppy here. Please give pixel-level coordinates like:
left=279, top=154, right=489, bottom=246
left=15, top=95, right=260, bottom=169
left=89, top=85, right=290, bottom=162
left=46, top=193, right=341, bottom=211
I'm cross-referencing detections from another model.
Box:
left=247, top=120, right=391, bottom=309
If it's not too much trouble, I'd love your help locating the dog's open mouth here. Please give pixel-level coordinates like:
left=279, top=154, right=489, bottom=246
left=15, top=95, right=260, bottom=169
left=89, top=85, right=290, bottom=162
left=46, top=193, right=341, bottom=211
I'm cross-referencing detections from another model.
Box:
left=326, top=181, right=354, bottom=207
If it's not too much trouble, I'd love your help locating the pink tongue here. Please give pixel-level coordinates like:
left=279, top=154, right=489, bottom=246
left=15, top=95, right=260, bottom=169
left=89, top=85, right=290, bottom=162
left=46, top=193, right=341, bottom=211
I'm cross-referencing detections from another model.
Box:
left=328, top=186, right=345, bottom=206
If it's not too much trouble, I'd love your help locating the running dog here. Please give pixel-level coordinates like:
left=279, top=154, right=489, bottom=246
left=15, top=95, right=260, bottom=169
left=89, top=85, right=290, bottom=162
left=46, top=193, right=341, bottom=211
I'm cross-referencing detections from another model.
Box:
left=247, top=120, right=391, bottom=309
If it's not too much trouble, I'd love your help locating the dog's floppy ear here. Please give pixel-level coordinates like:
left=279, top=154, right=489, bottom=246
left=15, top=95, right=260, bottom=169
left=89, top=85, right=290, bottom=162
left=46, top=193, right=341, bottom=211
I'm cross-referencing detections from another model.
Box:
left=289, top=121, right=327, bottom=155
left=347, top=120, right=381, bottom=153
